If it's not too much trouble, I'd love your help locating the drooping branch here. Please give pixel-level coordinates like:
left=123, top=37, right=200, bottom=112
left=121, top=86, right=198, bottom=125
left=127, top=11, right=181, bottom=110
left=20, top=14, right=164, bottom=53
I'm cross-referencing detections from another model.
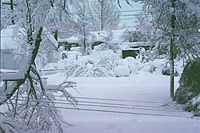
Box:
left=0, top=27, right=43, bottom=105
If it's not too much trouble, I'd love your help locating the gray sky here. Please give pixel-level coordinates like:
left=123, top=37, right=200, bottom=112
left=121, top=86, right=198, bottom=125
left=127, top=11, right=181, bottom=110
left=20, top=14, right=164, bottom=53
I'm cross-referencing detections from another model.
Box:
left=118, top=0, right=143, bottom=28
left=88, top=0, right=143, bottom=29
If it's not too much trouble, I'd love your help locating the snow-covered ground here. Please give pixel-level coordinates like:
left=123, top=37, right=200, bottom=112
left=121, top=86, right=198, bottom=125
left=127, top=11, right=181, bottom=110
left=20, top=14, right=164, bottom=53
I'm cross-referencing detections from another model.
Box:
left=47, top=72, right=200, bottom=133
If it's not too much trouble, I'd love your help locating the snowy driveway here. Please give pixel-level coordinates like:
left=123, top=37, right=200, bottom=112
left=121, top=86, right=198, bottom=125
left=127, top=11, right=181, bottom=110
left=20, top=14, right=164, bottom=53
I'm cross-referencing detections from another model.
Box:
left=47, top=73, right=200, bottom=133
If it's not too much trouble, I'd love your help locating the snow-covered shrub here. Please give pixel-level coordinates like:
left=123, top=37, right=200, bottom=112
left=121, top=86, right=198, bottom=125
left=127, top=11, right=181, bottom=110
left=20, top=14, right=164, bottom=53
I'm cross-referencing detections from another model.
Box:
left=72, top=60, right=114, bottom=77
left=142, top=63, right=156, bottom=73
left=43, top=63, right=59, bottom=70
left=93, top=44, right=106, bottom=51
left=93, top=67, right=113, bottom=77
left=63, top=64, right=80, bottom=77
left=175, top=58, right=200, bottom=105
left=97, top=58, right=117, bottom=71
left=123, top=57, right=143, bottom=74
left=184, top=95, right=200, bottom=116
left=42, top=63, right=60, bottom=75
left=108, top=42, right=120, bottom=52
left=72, top=66, right=111, bottom=77
left=121, top=29, right=146, bottom=42
left=66, top=51, right=81, bottom=61
left=114, top=66, right=130, bottom=77
left=71, top=47, right=81, bottom=52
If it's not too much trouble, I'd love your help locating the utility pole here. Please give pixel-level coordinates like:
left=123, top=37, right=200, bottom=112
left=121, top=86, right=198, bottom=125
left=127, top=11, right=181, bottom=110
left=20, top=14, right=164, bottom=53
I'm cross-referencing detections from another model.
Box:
left=170, top=0, right=176, bottom=99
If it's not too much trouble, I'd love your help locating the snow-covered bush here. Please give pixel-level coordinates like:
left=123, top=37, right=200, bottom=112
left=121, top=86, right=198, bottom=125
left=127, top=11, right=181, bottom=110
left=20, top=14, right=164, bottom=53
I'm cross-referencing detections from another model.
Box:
left=175, top=58, right=200, bottom=114
left=123, top=57, right=143, bottom=74
left=71, top=47, right=81, bottom=52
left=63, top=64, right=81, bottom=77
left=96, top=58, right=116, bottom=71
left=114, top=66, right=130, bottom=77
left=72, top=60, right=115, bottom=77
left=184, top=95, right=200, bottom=116
left=121, top=29, right=146, bottom=42
left=73, top=66, right=112, bottom=77
left=108, top=42, right=120, bottom=52
left=42, top=63, right=61, bottom=75
left=93, top=44, right=106, bottom=51
left=142, top=63, right=156, bottom=73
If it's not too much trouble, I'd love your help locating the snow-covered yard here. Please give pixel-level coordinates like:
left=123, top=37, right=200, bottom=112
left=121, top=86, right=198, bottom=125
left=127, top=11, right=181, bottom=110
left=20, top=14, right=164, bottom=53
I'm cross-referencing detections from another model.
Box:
left=47, top=73, right=200, bottom=133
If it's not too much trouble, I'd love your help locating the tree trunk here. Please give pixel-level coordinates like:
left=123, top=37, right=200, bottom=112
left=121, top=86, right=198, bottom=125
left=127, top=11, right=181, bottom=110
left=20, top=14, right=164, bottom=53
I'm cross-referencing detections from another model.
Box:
left=100, top=0, right=104, bottom=30
left=170, top=38, right=175, bottom=98
left=83, top=28, right=87, bottom=55
left=54, top=29, right=58, bottom=41
left=170, top=0, right=176, bottom=99
left=10, top=0, right=15, bottom=24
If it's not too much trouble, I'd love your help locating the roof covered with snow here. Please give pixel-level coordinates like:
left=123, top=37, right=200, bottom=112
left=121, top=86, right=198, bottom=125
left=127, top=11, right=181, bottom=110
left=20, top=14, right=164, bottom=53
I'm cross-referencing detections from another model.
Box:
left=91, top=31, right=108, bottom=42
left=1, top=26, right=59, bottom=50
left=58, top=36, right=80, bottom=44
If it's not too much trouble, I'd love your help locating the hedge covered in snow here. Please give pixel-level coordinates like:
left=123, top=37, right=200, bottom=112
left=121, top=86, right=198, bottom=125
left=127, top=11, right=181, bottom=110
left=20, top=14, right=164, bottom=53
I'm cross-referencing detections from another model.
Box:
left=175, top=58, right=200, bottom=115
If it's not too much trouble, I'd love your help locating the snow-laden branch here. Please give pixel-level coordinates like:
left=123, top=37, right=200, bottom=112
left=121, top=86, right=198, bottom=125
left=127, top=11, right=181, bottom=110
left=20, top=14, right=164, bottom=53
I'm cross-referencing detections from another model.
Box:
left=0, top=27, right=43, bottom=105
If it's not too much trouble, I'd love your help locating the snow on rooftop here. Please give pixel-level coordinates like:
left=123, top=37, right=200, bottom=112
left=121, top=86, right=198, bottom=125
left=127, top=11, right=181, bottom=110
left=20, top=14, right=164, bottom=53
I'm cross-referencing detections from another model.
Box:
left=122, top=42, right=147, bottom=47
left=91, top=31, right=108, bottom=42
left=58, top=36, right=80, bottom=43
left=0, top=69, right=19, bottom=73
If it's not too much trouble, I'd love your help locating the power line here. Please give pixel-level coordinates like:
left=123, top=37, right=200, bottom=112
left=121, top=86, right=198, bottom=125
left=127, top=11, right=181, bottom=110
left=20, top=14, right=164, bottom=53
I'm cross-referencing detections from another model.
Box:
left=1, top=93, right=192, bottom=118
left=53, top=106, right=192, bottom=119
left=14, top=101, right=192, bottom=119
left=71, top=96, right=165, bottom=104
left=12, top=97, right=185, bottom=113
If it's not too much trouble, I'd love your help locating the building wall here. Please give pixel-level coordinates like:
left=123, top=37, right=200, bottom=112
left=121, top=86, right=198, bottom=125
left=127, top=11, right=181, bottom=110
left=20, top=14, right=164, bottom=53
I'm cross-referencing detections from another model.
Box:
left=0, top=49, right=26, bottom=70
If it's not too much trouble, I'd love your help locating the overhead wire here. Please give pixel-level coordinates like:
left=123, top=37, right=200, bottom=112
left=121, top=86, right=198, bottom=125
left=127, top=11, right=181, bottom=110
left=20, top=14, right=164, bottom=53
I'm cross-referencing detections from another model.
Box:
left=9, top=96, right=186, bottom=113
left=13, top=101, right=192, bottom=119
left=14, top=98, right=185, bottom=113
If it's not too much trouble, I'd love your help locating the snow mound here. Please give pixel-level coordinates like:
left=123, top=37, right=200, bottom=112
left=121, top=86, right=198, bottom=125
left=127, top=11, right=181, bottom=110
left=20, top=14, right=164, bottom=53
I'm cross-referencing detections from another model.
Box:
left=94, top=44, right=106, bottom=51
left=114, top=66, right=130, bottom=77
left=118, top=57, right=142, bottom=74
left=71, top=47, right=81, bottom=52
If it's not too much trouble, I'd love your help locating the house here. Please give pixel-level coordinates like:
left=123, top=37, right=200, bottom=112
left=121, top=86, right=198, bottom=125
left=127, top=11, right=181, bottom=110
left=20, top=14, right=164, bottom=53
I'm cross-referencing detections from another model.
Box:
left=0, top=25, right=58, bottom=70
left=57, top=36, right=80, bottom=51
left=90, top=31, right=112, bottom=49
left=121, top=42, right=154, bottom=59
left=0, top=25, right=26, bottom=70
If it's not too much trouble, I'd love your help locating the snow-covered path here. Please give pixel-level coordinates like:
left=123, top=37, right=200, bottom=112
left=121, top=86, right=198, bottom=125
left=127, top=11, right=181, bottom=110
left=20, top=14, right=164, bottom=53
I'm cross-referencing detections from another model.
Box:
left=47, top=73, right=200, bottom=133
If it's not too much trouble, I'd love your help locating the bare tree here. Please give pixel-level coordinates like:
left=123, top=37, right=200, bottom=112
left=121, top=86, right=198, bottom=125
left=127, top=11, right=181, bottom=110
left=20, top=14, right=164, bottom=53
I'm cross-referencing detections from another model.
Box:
left=91, top=0, right=120, bottom=31
left=69, top=0, right=93, bottom=55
